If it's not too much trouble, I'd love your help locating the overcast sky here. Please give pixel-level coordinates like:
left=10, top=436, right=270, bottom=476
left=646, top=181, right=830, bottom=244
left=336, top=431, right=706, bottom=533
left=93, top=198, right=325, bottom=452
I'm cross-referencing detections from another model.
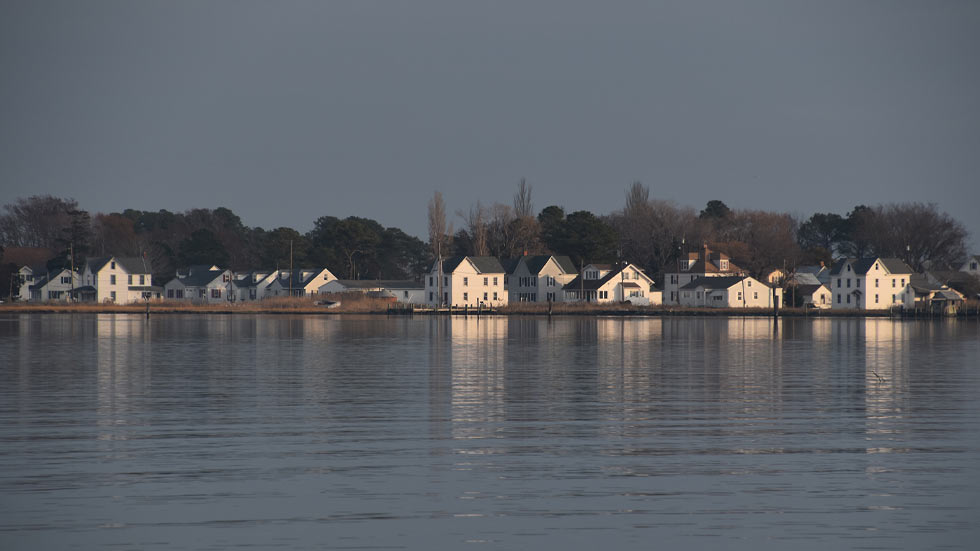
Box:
left=2, top=1, right=978, bottom=247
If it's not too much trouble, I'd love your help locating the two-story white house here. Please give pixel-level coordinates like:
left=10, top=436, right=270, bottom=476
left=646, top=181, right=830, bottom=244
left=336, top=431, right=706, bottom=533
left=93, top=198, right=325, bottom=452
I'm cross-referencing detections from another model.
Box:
left=76, top=256, right=155, bottom=303
left=29, top=268, right=80, bottom=302
left=506, top=255, right=578, bottom=303
left=663, top=246, right=746, bottom=305
left=265, top=268, right=337, bottom=297
left=163, top=265, right=235, bottom=303
left=829, top=257, right=914, bottom=310
left=563, top=262, right=658, bottom=304
left=424, top=256, right=507, bottom=307
left=228, top=271, right=276, bottom=301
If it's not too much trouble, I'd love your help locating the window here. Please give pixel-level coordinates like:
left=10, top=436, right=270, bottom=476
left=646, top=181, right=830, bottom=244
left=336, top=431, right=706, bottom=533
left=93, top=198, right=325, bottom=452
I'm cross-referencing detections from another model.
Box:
left=836, top=294, right=841, bottom=304
left=211, top=289, right=221, bottom=298
left=111, top=262, right=116, bottom=269
left=443, top=276, right=448, bottom=286
left=900, top=278, right=905, bottom=287
left=892, top=279, right=896, bottom=288
left=846, top=278, right=851, bottom=288
left=167, top=289, right=174, bottom=298
left=493, top=292, right=498, bottom=300
left=483, top=292, right=488, bottom=300
left=429, top=276, right=433, bottom=286
left=463, top=277, right=468, bottom=286
left=429, top=292, right=433, bottom=301
left=140, top=275, right=145, bottom=285
left=199, top=289, right=205, bottom=298
left=747, top=280, right=752, bottom=287
left=128, top=274, right=133, bottom=285
left=463, top=292, right=468, bottom=301
left=846, top=295, right=851, bottom=304
left=837, top=279, right=841, bottom=288
left=61, top=276, right=70, bottom=284
left=110, top=291, right=116, bottom=301
left=875, top=294, right=879, bottom=304
left=754, top=292, right=758, bottom=299
left=110, top=275, right=116, bottom=285
left=443, top=292, right=448, bottom=304
left=875, top=278, right=879, bottom=288
left=176, top=289, right=184, bottom=299
left=856, top=279, right=861, bottom=288
left=892, top=294, right=896, bottom=303
left=972, top=262, right=978, bottom=270
left=403, top=291, right=409, bottom=298
left=493, top=277, right=498, bottom=286
left=720, top=260, right=729, bottom=270
left=737, top=292, right=742, bottom=301
left=483, top=277, right=488, bottom=286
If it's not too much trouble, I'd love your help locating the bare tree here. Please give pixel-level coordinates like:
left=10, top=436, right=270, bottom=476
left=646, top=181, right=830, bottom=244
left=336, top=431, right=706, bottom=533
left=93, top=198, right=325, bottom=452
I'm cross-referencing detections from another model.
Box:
left=513, top=178, right=534, bottom=219
left=510, top=179, right=541, bottom=256
left=428, top=191, right=448, bottom=259
left=457, top=201, right=489, bottom=256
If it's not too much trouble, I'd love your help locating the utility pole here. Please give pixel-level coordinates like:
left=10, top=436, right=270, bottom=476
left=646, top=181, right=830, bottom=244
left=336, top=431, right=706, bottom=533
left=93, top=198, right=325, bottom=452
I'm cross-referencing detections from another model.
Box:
left=288, top=240, right=294, bottom=297
left=70, top=242, right=75, bottom=303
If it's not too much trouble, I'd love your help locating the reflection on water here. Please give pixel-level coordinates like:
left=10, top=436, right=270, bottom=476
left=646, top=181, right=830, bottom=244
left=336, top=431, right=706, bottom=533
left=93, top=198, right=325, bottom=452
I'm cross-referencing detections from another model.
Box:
left=0, top=314, right=978, bottom=550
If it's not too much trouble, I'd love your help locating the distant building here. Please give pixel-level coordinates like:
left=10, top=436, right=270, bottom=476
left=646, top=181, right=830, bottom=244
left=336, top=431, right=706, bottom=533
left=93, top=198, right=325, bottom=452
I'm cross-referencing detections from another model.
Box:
left=29, top=268, right=80, bottom=302
left=506, top=255, right=578, bottom=303
left=563, top=262, right=658, bottom=304
left=678, top=275, right=781, bottom=308
left=424, top=256, right=507, bottom=307
left=163, top=265, right=234, bottom=303
left=829, top=257, right=913, bottom=310
left=664, top=245, right=746, bottom=304
left=319, top=279, right=425, bottom=304
left=75, top=256, right=156, bottom=303
left=265, top=268, right=337, bottom=297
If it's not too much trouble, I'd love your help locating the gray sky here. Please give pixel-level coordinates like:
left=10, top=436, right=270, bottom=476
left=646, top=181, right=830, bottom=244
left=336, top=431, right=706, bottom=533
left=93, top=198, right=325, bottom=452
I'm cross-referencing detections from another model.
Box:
left=2, top=1, right=978, bottom=247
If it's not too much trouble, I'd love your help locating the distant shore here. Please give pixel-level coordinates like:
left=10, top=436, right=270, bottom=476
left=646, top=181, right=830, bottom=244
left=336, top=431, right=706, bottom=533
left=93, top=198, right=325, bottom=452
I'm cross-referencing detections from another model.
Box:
left=2, top=300, right=976, bottom=318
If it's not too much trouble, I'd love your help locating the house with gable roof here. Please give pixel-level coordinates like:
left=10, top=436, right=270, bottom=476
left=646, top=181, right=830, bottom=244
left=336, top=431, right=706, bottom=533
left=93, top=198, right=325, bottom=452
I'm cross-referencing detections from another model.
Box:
left=229, top=270, right=276, bottom=302
left=28, top=267, right=80, bottom=302
left=829, top=257, right=914, bottom=310
left=506, top=255, right=578, bottom=303
left=163, top=265, right=234, bottom=303
left=663, top=245, right=746, bottom=305
left=265, top=268, right=337, bottom=297
left=75, top=256, right=156, bottom=303
left=424, top=256, right=507, bottom=307
left=960, top=255, right=980, bottom=276
left=563, top=262, right=658, bottom=304
left=678, top=275, right=781, bottom=308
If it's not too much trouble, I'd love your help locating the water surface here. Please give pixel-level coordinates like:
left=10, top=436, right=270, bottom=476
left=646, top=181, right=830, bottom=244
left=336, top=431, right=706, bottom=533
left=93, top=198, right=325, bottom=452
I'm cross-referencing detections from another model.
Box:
left=1, top=314, right=978, bottom=550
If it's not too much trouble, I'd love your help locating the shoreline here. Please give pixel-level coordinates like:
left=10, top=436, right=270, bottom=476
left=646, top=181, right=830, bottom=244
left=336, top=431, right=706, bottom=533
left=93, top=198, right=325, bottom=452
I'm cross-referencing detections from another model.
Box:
left=1, top=302, right=975, bottom=318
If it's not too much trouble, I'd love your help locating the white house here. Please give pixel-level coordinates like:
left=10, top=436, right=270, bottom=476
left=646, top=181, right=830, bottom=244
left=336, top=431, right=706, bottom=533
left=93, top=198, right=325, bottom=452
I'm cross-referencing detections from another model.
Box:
left=678, top=275, right=782, bottom=308
left=663, top=246, right=746, bottom=305
left=29, top=268, right=80, bottom=302
left=163, top=265, right=235, bottom=303
left=506, top=255, right=578, bottom=303
left=424, top=256, right=507, bottom=307
left=76, top=256, right=155, bottom=303
left=265, top=268, right=337, bottom=297
left=229, top=271, right=276, bottom=302
left=795, top=283, right=832, bottom=309
left=829, top=257, right=914, bottom=310
left=15, top=264, right=47, bottom=302
left=563, top=262, right=658, bottom=304
left=319, top=279, right=425, bottom=304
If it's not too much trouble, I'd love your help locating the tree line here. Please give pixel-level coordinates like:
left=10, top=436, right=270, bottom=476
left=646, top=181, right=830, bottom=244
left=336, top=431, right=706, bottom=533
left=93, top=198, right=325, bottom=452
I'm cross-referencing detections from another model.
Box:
left=0, top=185, right=971, bottom=298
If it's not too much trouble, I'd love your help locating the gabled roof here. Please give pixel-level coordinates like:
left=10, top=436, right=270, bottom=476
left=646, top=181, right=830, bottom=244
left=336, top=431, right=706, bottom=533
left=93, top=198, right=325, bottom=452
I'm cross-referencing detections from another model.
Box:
left=499, top=258, right=521, bottom=275
left=170, top=268, right=228, bottom=287
left=267, top=268, right=332, bottom=289
left=831, top=257, right=912, bottom=276
left=433, top=256, right=506, bottom=274
left=516, top=255, right=577, bottom=275
left=85, top=256, right=152, bottom=274
left=563, top=264, right=650, bottom=291
left=681, top=275, right=765, bottom=290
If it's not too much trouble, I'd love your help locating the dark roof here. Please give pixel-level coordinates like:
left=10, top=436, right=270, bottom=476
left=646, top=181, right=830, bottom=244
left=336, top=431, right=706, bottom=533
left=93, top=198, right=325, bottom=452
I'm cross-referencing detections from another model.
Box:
left=562, top=264, right=647, bottom=291
left=830, top=257, right=912, bottom=276
left=128, top=285, right=162, bottom=291
left=433, top=256, right=506, bottom=274
left=910, top=273, right=942, bottom=293
left=516, top=255, right=578, bottom=275
left=499, top=258, right=521, bottom=275
left=85, top=256, right=152, bottom=275
left=680, top=275, right=761, bottom=290
left=266, top=269, right=330, bottom=289
left=169, top=269, right=227, bottom=288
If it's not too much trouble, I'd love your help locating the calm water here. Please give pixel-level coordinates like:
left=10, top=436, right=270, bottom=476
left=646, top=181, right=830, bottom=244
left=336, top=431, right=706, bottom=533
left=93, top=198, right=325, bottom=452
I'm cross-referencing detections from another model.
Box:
left=1, top=314, right=978, bottom=550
